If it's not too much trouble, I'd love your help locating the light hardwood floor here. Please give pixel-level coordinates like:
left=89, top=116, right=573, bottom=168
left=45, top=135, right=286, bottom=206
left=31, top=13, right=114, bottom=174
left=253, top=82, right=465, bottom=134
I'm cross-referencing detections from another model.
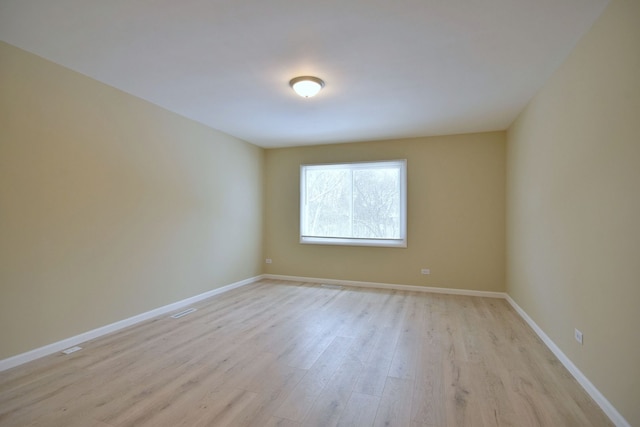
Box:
left=0, top=279, right=612, bottom=427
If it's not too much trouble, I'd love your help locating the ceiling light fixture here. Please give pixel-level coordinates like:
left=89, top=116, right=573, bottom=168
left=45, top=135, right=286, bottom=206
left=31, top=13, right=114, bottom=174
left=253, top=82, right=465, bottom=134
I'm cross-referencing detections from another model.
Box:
left=289, top=76, right=325, bottom=98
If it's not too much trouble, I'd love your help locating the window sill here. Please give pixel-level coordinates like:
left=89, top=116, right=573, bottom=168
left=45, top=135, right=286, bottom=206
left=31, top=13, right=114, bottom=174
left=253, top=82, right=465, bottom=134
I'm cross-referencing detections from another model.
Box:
left=300, top=236, right=407, bottom=248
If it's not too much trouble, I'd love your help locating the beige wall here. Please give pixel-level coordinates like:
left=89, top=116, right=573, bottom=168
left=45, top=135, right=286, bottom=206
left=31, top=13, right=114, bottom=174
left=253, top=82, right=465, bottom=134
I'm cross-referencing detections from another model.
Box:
left=0, top=42, right=264, bottom=359
left=506, top=0, right=640, bottom=424
left=264, top=133, right=505, bottom=291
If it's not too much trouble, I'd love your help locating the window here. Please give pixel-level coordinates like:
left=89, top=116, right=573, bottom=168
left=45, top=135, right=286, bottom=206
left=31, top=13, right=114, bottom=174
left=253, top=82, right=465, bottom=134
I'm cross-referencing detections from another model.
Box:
left=300, top=160, right=407, bottom=247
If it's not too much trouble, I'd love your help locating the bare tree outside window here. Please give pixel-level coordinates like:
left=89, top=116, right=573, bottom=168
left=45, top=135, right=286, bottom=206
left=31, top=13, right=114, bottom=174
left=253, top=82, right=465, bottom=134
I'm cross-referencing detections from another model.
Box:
left=353, top=169, right=400, bottom=238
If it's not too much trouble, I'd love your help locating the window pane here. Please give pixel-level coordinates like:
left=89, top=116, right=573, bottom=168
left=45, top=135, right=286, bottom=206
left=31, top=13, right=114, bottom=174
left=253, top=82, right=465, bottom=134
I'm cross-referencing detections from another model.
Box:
left=353, top=168, right=400, bottom=239
left=303, top=168, right=350, bottom=237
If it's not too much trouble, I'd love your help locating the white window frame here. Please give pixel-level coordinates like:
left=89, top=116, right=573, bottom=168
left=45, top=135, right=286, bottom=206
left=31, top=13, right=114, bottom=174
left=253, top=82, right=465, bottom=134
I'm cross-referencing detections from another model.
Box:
left=300, top=160, right=407, bottom=248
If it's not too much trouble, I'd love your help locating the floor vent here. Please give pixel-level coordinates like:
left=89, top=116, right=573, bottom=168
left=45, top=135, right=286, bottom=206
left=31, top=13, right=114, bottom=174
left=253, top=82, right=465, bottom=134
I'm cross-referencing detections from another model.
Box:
left=170, top=308, right=197, bottom=319
left=62, top=346, right=82, bottom=355
left=320, top=284, right=343, bottom=290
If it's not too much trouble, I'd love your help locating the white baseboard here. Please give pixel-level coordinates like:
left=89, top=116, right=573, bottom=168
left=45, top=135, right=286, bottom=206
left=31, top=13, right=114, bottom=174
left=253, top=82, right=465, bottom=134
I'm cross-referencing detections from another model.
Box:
left=0, top=275, right=263, bottom=372
left=505, top=295, right=630, bottom=427
left=263, top=274, right=507, bottom=299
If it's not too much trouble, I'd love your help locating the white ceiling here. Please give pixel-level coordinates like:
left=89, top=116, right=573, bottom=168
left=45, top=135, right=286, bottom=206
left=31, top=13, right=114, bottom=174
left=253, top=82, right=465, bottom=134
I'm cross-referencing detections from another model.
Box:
left=0, top=0, right=609, bottom=148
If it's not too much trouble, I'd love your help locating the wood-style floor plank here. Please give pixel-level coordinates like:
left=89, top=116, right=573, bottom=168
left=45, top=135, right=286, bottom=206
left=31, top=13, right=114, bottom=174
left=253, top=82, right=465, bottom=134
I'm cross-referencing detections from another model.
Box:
left=372, top=376, right=414, bottom=427
left=0, top=279, right=613, bottom=427
left=336, top=392, right=380, bottom=427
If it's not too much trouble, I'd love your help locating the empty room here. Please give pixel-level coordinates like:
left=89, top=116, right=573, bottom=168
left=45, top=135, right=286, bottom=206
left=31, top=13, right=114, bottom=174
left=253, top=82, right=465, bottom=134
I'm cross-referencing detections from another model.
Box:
left=0, top=0, right=638, bottom=426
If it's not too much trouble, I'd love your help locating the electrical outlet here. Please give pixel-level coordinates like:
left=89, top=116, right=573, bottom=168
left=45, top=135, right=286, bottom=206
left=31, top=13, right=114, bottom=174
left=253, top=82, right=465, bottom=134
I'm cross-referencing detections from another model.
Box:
left=421, top=268, right=430, bottom=275
left=265, top=258, right=272, bottom=264
left=574, top=329, right=583, bottom=345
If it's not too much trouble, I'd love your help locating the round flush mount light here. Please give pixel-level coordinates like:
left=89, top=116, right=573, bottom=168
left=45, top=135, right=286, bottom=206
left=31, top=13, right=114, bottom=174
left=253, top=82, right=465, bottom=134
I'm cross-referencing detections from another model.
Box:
left=289, top=76, right=325, bottom=98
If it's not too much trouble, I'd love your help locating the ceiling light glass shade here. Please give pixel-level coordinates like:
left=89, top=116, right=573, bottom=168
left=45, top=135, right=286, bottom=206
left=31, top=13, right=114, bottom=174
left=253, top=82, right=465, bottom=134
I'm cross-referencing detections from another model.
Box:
left=290, top=76, right=325, bottom=98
